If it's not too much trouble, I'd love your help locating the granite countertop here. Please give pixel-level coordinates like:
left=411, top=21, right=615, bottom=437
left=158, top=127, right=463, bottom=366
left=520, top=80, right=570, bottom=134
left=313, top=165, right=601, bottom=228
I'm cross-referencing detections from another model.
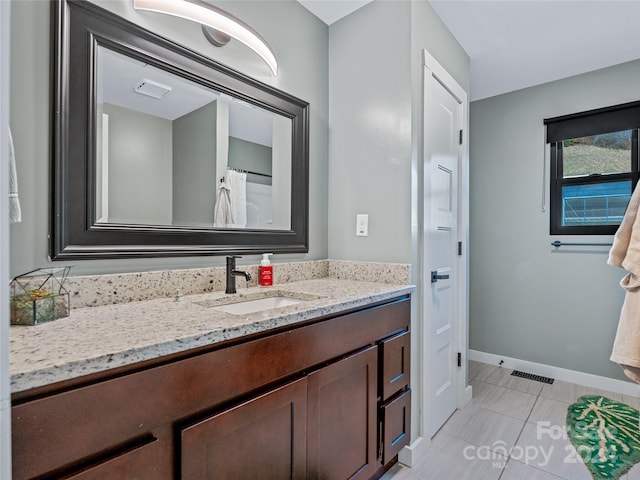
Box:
left=10, top=278, right=414, bottom=394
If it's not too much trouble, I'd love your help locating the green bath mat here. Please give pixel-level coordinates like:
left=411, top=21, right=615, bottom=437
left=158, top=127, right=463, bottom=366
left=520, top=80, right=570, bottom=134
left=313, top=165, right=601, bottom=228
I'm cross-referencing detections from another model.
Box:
left=566, top=395, right=640, bottom=480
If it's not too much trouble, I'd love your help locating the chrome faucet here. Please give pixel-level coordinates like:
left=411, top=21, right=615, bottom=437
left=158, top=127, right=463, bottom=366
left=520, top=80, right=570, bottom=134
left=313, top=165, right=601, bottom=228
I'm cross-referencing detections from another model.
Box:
left=225, top=256, right=252, bottom=294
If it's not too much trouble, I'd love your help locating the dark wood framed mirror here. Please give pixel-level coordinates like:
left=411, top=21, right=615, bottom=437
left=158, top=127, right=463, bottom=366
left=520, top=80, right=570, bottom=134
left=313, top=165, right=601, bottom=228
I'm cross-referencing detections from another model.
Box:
left=51, top=0, right=309, bottom=260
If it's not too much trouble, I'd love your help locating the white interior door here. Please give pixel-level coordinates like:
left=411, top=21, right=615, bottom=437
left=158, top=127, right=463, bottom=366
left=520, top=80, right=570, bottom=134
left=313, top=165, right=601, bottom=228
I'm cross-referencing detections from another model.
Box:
left=423, top=50, right=466, bottom=439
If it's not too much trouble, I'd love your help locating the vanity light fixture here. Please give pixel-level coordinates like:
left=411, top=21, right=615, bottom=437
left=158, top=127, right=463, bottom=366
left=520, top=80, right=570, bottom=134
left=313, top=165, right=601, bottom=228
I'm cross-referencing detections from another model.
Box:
left=132, top=0, right=278, bottom=76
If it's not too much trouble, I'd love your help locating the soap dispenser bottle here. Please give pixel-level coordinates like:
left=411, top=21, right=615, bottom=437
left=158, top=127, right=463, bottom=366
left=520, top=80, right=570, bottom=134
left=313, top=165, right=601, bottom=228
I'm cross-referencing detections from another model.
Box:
left=259, top=253, right=273, bottom=287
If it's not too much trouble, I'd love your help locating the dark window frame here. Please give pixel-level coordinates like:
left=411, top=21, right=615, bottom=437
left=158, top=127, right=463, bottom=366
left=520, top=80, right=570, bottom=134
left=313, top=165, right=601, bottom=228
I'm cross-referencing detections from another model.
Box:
left=546, top=101, right=640, bottom=235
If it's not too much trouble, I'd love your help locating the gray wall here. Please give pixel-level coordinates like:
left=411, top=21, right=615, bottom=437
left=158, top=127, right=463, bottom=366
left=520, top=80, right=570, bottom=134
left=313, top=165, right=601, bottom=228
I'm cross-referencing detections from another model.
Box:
left=328, top=0, right=470, bottom=446
left=228, top=137, right=273, bottom=186
left=9, top=0, right=328, bottom=276
left=328, top=0, right=470, bottom=264
left=328, top=1, right=413, bottom=263
left=410, top=1, right=470, bottom=94
left=172, top=102, right=218, bottom=226
left=469, top=59, right=640, bottom=381
left=102, top=103, right=173, bottom=225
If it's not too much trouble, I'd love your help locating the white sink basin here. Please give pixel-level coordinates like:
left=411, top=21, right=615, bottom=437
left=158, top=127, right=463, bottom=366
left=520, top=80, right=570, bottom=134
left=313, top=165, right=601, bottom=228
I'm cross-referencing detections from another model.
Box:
left=194, top=290, right=325, bottom=315
left=212, top=296, right=304, bottom=315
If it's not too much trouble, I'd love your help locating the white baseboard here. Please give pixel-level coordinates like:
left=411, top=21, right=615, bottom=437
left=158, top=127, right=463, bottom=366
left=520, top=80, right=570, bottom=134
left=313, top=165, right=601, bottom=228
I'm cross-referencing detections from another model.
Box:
left=469, top=349, right=640, bottom=397
left=398, top=436, right=429, bottom=467
left=459, top=384, right=472, bottom=407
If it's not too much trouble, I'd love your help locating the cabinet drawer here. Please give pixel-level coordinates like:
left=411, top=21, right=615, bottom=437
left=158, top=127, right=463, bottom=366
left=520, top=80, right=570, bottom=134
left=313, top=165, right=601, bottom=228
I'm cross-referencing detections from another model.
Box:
left=381, top=389, right=411, bottom=464
left=62, top=436, right=169, bottom=480
left=380, top=330, right=410, bottom=400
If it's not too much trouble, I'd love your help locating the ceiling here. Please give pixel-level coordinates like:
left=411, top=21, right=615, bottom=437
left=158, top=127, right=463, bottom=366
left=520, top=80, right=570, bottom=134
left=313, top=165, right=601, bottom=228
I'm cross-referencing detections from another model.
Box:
left=298, top=0, right=640, bottom=102
left=99, top=47, right=275, bottom=146
left=297, top=0, right=374, bottom=25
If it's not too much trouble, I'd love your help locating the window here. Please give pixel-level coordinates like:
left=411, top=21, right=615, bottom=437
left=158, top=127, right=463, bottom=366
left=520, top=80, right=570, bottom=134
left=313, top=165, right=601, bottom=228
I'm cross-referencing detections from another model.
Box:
left=546, top=101, right=640, bottom=235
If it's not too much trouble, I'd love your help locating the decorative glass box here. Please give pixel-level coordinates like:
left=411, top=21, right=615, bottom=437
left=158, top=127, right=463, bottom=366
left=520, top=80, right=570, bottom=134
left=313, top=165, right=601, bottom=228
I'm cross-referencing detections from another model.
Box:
left=10, top=267, right=71, bottom=326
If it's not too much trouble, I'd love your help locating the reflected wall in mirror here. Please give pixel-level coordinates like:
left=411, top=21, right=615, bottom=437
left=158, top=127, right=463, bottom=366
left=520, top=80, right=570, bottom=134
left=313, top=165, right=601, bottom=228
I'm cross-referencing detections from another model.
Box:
left=52, top=0, right=308, bottom=260
left=95, top=46, right=292, bottom=230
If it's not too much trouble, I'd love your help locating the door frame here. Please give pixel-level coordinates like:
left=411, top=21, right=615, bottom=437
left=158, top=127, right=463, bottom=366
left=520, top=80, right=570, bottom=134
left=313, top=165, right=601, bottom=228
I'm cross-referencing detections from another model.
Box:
left=0, top=1, right=12, bottom=477
left=423, top=48, right=471, bottom=410
left=405, top=49, right=471, bottom=463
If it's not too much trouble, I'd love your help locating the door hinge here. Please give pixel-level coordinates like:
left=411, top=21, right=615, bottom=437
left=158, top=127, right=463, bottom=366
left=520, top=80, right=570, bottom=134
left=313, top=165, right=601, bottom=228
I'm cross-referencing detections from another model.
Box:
left=457, top=352, right=462, bottom=367
left=458, top=241, right=462, bottom=256
left=459, top=129, right=463, bottom=145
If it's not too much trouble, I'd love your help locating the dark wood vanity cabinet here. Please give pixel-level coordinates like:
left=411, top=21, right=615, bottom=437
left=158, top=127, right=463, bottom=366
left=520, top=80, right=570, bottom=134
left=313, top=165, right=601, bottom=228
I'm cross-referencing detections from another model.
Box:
left=56, top=436, right=171, bottom=480
left=379, top=330, right=412, bottom=464
left=181, top=377, right=308, bottom=479
left=307, top=346, right=378, bottom=480
left=12, top=296, right=411, bottom=480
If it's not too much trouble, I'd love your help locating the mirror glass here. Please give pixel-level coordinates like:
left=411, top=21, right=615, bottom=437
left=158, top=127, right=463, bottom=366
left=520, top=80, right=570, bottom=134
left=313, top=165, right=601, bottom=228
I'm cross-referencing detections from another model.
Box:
left=51, top=0, right=309, bottom=260
left=95, top=46, right=291, bottom=230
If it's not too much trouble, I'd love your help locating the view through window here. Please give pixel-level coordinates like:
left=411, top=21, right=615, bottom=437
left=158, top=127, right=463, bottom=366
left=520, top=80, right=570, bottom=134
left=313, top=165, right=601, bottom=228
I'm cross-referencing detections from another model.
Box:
left=561, top=131, right=632, bottom=228
left=546, top=102, right=640, bottom=235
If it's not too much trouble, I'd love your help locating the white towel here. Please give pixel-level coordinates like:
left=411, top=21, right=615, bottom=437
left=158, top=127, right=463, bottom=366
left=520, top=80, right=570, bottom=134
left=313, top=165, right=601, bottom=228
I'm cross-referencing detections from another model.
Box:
left=214, top=181, right=233, bottom=227
left=8, top=127, right=21, bottom=223
left=609, top=182, right=640, bottom=382
left=226, top=169, right=247, bottom=228
left=609, top=182, right=640, bottom=272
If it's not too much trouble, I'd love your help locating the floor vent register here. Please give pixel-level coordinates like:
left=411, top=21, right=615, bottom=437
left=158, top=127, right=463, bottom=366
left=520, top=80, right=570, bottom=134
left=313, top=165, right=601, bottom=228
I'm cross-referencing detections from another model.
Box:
left=511, top=370, right=554, bottom=384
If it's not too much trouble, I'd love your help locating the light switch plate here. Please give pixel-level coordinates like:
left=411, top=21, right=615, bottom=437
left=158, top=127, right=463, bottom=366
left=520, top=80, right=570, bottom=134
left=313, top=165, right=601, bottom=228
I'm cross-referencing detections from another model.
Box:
left=356, top=214, right=368, bottom=236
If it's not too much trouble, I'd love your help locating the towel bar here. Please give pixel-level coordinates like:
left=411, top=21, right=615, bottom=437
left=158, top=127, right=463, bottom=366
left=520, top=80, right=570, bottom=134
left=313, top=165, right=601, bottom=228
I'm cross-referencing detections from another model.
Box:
left=551, top=241, right=612, bottom=248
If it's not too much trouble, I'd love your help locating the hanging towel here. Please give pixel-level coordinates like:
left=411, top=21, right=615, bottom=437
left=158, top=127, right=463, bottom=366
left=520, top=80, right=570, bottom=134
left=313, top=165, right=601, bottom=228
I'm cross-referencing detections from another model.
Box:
left=609, top=182, right=640, bottom=382
left=226, top=169, right=247, bottom=228
left=8, top=127, right=21, bottom=223
left=213, top=181, right=233, bottom=227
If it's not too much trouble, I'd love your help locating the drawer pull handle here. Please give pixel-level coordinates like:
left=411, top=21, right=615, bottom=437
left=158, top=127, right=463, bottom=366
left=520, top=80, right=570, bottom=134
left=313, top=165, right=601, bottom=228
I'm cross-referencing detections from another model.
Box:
left=391, top=432, right=406, bottom=447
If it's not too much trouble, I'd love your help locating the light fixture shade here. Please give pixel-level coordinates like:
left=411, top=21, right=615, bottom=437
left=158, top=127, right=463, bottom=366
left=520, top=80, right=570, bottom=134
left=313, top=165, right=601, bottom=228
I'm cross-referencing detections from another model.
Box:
left=132, top=0, right=278, bottom=76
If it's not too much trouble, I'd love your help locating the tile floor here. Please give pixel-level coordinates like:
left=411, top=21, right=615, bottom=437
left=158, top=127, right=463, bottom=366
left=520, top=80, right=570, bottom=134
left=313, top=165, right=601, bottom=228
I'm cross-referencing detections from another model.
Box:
left=382, top=360, right=640, bottom=480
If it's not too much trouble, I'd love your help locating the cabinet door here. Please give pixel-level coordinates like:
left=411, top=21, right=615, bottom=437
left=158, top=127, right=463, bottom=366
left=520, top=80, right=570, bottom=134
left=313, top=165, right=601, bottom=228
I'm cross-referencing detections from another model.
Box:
left=181, top=377, right=307, bottom=480
left=307, top=346, right=378, bottom=480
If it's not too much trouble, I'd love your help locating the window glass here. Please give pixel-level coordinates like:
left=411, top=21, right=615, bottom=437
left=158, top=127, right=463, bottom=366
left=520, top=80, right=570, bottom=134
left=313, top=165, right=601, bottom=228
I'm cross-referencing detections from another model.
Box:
left=546, top=102, right=640, bottom=234
left=561, top=180, right=631, bottom=226
left=562, top=130, right=632, bottom=178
